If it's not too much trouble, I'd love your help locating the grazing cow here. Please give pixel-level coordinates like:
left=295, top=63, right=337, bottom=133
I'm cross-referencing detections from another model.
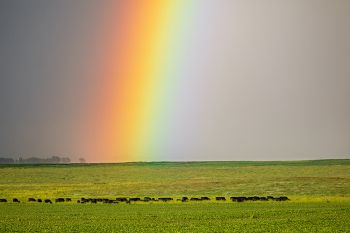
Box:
left=247, top=196, right=260, bottom=201
left=65, top=198, right=72, bottom=202
left=0, top=199, right=7, bottom=203
left=104, top=199, right=116, bottom=204
left=129, top=198, right=141, bottom=202
left=91, top=199, right=97, bottom=204
left=55, top=198, right=65, bottom=203
left=276, top=196, right=289, bottom=201
left=190, top=197, right=201, bottom=201
left=267, top=196, right=275, bottom=200
left=231, top=197, right=245, bottom=202
left=13, top=198, right=20, bottom=203
left=37, top=199, right=42, bottom=203
left=28, top=198, right=36, bottom=202
left=216, top=197, right=226, bottom=201
left=158, top=198, right=173, bottom=202
left=260, top=197, right=268, bottom=201
left=101, top=199, right=108, bottom=203
left=182, top=197, right=189, bottom=202
left=44, top=199, right=52, bottom=204
left=116, top=198, right=128, bottom=202
left=201, top=197, right=210, bottom=201
left=81, top=198, right=89, bottom=203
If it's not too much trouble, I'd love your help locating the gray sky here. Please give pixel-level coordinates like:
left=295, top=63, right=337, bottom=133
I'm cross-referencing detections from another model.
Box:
left=0, top=0, right=349, bottom=162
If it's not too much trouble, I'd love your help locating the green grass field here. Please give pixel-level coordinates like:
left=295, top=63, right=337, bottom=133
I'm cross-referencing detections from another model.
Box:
left=1, top=202, right=349, bottom=232
left=0, top=160, right=349, bottom=232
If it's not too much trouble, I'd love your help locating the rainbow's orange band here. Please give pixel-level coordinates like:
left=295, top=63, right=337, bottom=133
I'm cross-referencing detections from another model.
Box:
left=84, top=1, right=191, bottom=162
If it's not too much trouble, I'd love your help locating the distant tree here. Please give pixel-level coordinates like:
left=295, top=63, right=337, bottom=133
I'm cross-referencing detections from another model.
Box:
left=14, top=156, right=72, bottom=164
left=0, top=158, right=14, bottom=164
left=24, top=157, right=42, bottom=163
left=61, top=157, right=71, bottom=163
left=49, top=156, right=61, bottom=163
left=78, top=158, right=86, bottom=163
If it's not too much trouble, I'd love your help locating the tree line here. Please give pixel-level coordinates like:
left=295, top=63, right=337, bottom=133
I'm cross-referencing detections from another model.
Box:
left=0, top=156, right=80, bottom=164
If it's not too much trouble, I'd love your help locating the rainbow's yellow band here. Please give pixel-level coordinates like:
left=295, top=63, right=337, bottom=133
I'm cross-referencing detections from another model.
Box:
left=86, top=1, right=192, bottom=162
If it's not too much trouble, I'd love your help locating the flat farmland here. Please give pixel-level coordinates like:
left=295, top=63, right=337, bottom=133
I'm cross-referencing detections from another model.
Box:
left=1, top=202, right=349, bottom=232
left=0, top=160, right=349, bottom=232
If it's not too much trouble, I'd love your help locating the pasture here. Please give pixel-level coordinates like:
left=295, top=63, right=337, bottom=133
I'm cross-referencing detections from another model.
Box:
left=0, top=160, right=349, bottom=232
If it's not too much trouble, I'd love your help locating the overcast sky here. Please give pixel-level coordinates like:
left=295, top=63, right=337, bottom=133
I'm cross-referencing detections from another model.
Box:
left=0, top=0, right=349, bottom=162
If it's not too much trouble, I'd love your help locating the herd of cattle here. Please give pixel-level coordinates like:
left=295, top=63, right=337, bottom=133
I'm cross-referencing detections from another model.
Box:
left=0, top=196, right=289, bottom=204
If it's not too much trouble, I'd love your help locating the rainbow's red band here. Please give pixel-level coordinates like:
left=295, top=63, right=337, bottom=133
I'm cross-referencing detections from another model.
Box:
left=83, top=1, right=191, bottom=162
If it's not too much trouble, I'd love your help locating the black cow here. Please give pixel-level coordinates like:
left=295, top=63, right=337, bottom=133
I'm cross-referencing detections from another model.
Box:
left=201, top=197, right=210, bottom=201
left=231, top=197, right=245, bottom=202
left=129, top=198, right=141, bottom=202
left=267, top=196, right=275, bottom=200
left=81, top=198, right=88, bottom=203
left=182, top=197, right=189, bottom=202
left=91, top=199, right=97, bottom=204
left=37, top=199, right=42, bottom=203
left=28, top=198, right=36, bottom=202
left=190, top=197, right=201, bottom=201
left=81, top=198, right=95, bottom=203
left=260, top=197, right=268, bottom=201
left=65, top=198, right=72, bottom=202
left=144, top=197, right=152, bottom=202
left=216, top=197, right=226, bottom=201
left=44, top=199, right=52, bottom=204
left=247, top=196, right=260, bottom=201
left=0, top=198, right=7, bottom=203
left=116, top=198, right=128, bottom=202
left=13, top=198, right=20, bottom=203
left=55, top=198, right=65, bottom=203
left=275, top=196, right=290, bottom=201
left=158, top=198, right=173, bottom=202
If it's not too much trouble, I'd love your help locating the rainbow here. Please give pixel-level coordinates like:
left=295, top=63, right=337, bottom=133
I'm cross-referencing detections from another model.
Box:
left=84, top=1, right=196, bottom=162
